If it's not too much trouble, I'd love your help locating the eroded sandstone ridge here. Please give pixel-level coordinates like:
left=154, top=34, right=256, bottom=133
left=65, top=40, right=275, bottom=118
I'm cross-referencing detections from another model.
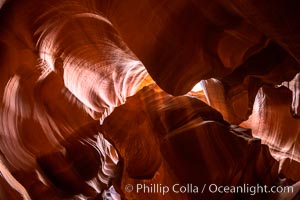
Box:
left=0, top=0, right=300, bottom=199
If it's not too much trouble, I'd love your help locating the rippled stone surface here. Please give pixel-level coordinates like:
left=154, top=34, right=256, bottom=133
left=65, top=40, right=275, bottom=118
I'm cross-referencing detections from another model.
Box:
left=243, top=85, right=300, bottom=182
left=0, top=0, right=300, bottom=199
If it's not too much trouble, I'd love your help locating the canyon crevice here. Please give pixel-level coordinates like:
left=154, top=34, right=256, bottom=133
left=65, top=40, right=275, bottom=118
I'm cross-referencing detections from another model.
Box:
left=0, top=0, right=300, bottom=199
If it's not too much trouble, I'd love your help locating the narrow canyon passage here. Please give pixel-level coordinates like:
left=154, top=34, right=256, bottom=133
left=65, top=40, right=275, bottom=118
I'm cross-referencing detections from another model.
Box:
left=0, top=0, right=300, bottom=199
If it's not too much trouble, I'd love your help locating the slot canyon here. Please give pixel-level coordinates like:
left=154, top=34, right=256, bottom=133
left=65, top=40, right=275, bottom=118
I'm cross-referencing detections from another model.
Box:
left=1, top=0, right=300, bottom=199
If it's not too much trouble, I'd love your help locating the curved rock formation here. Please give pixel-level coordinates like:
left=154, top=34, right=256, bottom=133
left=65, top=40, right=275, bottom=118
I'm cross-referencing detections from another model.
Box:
left=0, top=0, right=300, bottom=199
left=243, top=84, right=300, bottom=181
left=101, top=85, right=280, bottom=199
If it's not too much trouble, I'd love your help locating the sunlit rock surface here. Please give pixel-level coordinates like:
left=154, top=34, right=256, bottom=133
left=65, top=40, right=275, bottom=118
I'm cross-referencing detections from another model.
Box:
left=0, top=0, right=300, bottom=199
left=242, top=84, right=300, bottom=182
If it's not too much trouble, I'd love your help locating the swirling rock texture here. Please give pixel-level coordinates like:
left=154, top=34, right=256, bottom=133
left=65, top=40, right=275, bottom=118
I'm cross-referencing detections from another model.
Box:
left=0, top=0, right=300, bottom=199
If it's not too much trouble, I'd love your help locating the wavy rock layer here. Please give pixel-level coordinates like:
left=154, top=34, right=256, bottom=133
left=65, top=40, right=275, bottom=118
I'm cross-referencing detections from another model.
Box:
left=0, top=0, right=300, bottom=199
left=242, top=84, right=300, bottom=181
